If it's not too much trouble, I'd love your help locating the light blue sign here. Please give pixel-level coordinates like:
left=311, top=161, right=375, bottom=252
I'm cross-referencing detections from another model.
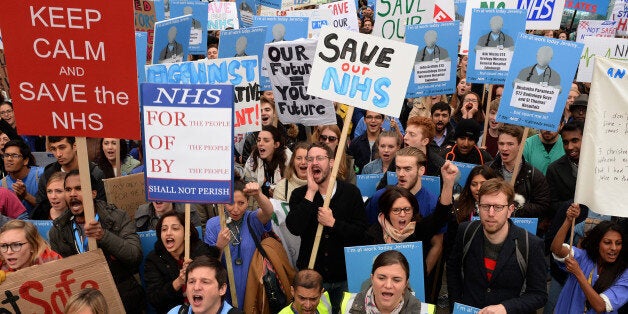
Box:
left=170, top=0, right=209, bottom=55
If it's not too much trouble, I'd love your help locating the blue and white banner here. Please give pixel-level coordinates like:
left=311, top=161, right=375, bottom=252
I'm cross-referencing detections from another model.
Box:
left=170, top=0, right=209, bottom=55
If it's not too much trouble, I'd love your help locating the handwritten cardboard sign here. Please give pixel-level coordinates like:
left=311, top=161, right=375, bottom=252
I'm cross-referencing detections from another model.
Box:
left=577, top=37, right=628, bottom=82
left=103, top=173, right=147, bottom=219
left=0, top=0, right=141, bottom=138
left=373, top=0, right=434, bottom=41
left=576, top=20, right=617, bottom=42
left=610, top=0, right=628, bottom=36
left=575, top=56, right=628, bottom=218
left=0, top=249, right=124, bottom=313
left=308, top=27, right=416, bottom=118
left=207, top=2, right=239, bottom=30
left=141, top=83, right=234, bottom=203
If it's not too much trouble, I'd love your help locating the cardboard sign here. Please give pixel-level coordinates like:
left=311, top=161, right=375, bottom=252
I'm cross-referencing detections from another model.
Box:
left=171, top=0, right=209, bottom=55
left=467, top=9, right=526, bottom=84
left=103, top=173, right=147, bottom=220
left=345, top=242, right=425, bottom=300
left=152, top=15, right=192, bottom=64
left=141, top=83, right=234, bottom=203
left=405, top=21, right=459, bottom=98
left=207, top=2, right=239, bottom=30
left=264, top=39, right=336, bottom=126
left=0, top=249, right=124, bottom=313
left=576, top=20, right=617, bottom=42
left=0, top=0, right=141, bottom=139
left=496, top=33, right=583, bottom=131
left=134, top=0, right=157, bottom=62
left=308, top=27, right=417, bottom=118
left=373, top=0, right=435, bottom=41
left=610, top=0, right=628, bottom=36
left=145, top=57, right=261, bottom=135
left=574, top=57, right=628, bottom=218
left=577, top=37, right=628, bottom=82
left=323, top=0, right=360, bottom=33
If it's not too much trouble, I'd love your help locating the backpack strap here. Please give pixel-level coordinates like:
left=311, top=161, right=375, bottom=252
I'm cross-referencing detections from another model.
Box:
left=178, top=304, right=190, bottom=314
left=247, top=215, right=269, bottom=260
left=513, top=226, right=529, bottom=296
left=461, top=220, right=482, bottom=281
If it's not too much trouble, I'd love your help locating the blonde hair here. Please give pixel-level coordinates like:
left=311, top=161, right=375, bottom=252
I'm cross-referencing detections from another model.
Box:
left=0, top=220, right=49, bottom=267
left=64, top=288, right=109, bottom=314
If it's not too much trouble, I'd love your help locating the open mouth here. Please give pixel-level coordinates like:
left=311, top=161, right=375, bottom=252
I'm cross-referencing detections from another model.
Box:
left=381, top=291, right=394, bottom=301
left=261, top=115, right=270, bottom=123
left=69, top=199, right=82, bottom=210
left=192, top=294, right=204, bottom=306
left=165, top=237, right=176, bottom=249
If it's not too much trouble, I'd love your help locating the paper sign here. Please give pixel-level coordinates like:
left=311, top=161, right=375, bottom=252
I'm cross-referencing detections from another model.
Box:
left=495, top=33, right=583, bottom=131
left=473, top=216, right=539, bottom=234
left=236, top=0, right=259, bottom=27
left=286, top=8, right=335, bottom=38
left=451, top=161, right=478, bottom=190
left=323, top=0, right=360, bottom=32
left=405, top=21, right=459, bottom=98
left=103, top=173, right=147, bottom=220
left=218, top=27, right=267, bottom=59
left=208, top=2, right=239, bottom=30
left=610, top=0, right=628, bottom=36
left=356, top=173, right=385, bottom=197
left=0, top=0, right=141, bottom=139
left=145, top=57, right=261, bottom=134
left=141, top=83, right=234, bottom=203
left=152, top=15, right=192, bottom=64
left=308, top=27, right=417, bottom=118
left=435, top=0, right=456, bottom=22
left=0, top=249, right=124, bottom=313
left=136, top=32, right=149, bottom=84
left=574, top=57, right=628, bottom=218
left=171, top=1, right=209, bottom=55
left=467, top=9, right=525, bottom=84
left=345, top=242, right=425, bottom=300
left=576, top=20, right=617, bottom=42
left=577, top=37, right=628, bottom=82
left=374, top=0, right=435, bottom=41
left=264, top=39, right=336, bottom=126
left=453, top=302, right=481, bottom=313
left=135, top=0, right=157, bottom=62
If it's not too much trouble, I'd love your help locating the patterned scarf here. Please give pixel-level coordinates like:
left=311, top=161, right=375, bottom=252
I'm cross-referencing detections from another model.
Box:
left=364, top=287, right=404, bottom=314
left=378, top=213, right=416, bottom=244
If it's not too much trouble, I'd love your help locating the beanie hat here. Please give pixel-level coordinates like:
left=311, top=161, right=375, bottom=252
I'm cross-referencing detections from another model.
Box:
left=453, top=119, right=481, bottom=143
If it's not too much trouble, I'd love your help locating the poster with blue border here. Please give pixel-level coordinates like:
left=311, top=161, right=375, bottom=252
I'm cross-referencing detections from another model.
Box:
left=405, top=21, right=458, bottom=98
left=345, top=242, right=425, bottom=300
left=254, top=16, right=309, bottom=90
left=154, top=0, right=166, bottom=21
left=170, top=0, right=209, bottom=55
left=218, top=27, right=267, bottom=59
left=472, top=217, right=539, bottom=234
left=141, top=83, right=234, bottom=203
left=453, top=302, right=480, bottom=314
left=235, top=0, right=258, bottom=28
left=152, top=15, right=192, bottom=64
left=495, top=33, right=583, bottom=131
left=136, top=32, right=148, bottom=84
left=467, top=9, right=525, bottom=84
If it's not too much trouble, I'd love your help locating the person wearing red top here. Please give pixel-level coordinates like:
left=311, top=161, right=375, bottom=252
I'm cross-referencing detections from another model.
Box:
left=0, top=220, right=61, bottom=272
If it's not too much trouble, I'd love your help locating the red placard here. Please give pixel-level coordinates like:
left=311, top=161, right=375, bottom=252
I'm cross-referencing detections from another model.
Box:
left=0, top=0, right=141, bottom=139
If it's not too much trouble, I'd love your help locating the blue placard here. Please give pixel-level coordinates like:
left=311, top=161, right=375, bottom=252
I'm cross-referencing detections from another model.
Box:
left=152, top=15, right=192, bottom=64
left=467, top=9, right=526, bottom=85
left=405, top=21, right=459, bottom=98
left=472, top=217, right=539, bottom=234
left=218, top=27, right=267, bottom=59
left=28, top=220, right=53, bottom=242
left=136, top=32, right=148, bottom=84
left=386, top=172, right=441, bottom=197
left=496, top=33, right=583, bottom=131
left=451, top=161, right=479, bottom=189
left=235, top=0, right=258, bottom=28
left=564, top=0, right=609, bottom=16
left=170, top=1, right=209, bottom=55
left=345, top=242, right=425, bottom=301
left=356, top=173, right=385, bottom=197
left=140, top=83, right=234, bottom=203
left=453, top=302, right=480, bottom=314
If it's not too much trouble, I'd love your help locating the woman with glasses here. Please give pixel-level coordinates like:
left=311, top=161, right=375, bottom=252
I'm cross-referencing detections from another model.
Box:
left=312, top=125, right=356, bottom=184
left=244, top=125, right=291, bottom=198
left=452, top=92, right=485, bottom=126
left=144, top=211, right=219, bottom=313
left=0, top=220, right=61, bottom=272
left=204, top=180, right=276, bottom=308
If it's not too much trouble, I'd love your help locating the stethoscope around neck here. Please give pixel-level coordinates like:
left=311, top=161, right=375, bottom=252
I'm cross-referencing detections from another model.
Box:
left=420, top=45, right=441, bottom=61
left=526, top=64, right=552, bottom=84
left=485, top=31, right=505, bottom=47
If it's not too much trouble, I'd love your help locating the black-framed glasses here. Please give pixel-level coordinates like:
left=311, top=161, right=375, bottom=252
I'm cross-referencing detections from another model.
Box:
left=319, top=135, right=338, bottom=142
left=477, top=204, right=510, bottom=212
left=306, top=156, right=329, bottom=163
left=0, top=242, right=27, bottom=252
left=391, top=207, right=413, bottom=215
left=1, top=153, right=23, bottom=160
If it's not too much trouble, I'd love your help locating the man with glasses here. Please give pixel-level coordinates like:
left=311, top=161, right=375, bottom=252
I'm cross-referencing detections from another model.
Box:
left=286, top=142, right=367, bottom=313
left=1, top=140, right=44, bottom=215
left=447, top=178, right=547, bottom=314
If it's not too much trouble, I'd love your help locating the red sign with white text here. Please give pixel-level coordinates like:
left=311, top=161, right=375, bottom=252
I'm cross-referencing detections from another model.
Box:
left=0, top=0, right=141, bottom=139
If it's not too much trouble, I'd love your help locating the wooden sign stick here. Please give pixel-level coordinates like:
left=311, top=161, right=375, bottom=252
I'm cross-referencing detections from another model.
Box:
left=569, top=218, right=576, bottom=258
left=481, top=85, right=493, bottom=148
left=219, top=204, right=238, bottom=307
left=76, top=137, right=98, bottom=251
left=308, top=106, right=354, bottom=269
left=184, top=203, right=191, bottom=260
left=510, top=127, right=529, bottom=186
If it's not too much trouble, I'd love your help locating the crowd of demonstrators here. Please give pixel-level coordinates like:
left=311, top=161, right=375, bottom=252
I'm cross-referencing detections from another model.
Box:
left=244, top=125, right=292, bottom=198
left=312, top=125, right=356, bottom=184
left=361, top=131, right=401, bottom=175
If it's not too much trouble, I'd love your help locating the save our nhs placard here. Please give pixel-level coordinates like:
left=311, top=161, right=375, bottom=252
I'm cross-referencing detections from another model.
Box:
left=207, top=2, right=239, bottom=30
left=141, top=83, right=234, bottom=203
left=152, top=15, right=192, bottom=64
left=264, top=39, right=337, bottom=126
left=307, top=27, right=417, bottom=118
left=405, top=21, right=459, bottom=98
left=145, top=57, right=261, bottom=135
left=577, top=37, right=628, bottom=82
left=170, top=0, right=209, bottom=55
left=345, top=242, right=425, bottom=300
left=374, top=0, right=435, bottom=41
left=467, top=9, right=526, bottom=84
left=496, top=33, right=583, bottom=131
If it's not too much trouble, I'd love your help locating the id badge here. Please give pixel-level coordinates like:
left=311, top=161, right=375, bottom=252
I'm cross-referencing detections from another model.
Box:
left=434, top=58, right=440, bottom=62
left=497, top=45, right=504, bottom=50
left=540, top=82, right=548, bottom=87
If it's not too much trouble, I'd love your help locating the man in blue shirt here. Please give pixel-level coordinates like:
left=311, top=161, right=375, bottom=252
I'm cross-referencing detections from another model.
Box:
left=1, top=140, right=43, bottom=215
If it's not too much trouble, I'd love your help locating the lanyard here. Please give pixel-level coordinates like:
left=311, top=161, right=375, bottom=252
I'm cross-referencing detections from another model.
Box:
left=73, top=213, right=100, bottom=253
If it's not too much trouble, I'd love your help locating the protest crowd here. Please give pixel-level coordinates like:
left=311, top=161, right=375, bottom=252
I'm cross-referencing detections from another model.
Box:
left=0, top=0, right=628, bottom=314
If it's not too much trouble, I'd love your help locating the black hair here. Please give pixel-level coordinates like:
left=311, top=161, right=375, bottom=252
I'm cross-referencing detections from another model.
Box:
left=430, top=101, right=451, bottom=116
left=377, top=186, right=420, bottom=223
left=560, top=120, right=584, bottom=136
left=3, top=139, right=36, bottom=167
left=48, top=136, right=76, bottom=145
left=581, top=221, right=627, bottom=297
left=64, top=169, right=99, bottom=192
left=155, top=211, right=200, bottom=257
left=96, top=138, right=130, bottom=179
left=371, top=250, right=410, bottom=280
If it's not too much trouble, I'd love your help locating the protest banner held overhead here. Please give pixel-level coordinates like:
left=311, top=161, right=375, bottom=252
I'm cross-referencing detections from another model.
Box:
left=264, top=39, right=337, bottom=126
left=218, top=27, right=267, bottom=59
left=610, top=0, right=628, bottom=36
left=577, top=37, right=628, bottom=82
left=207, top=2, right=239, bottom=30
left=152, top=15, right=192, bottom=64
left=141, top=83, right=234, bottom=203
left=0, top=0, right=141, bottom=139
left=170, top=0, right=209, bottom=55
left=134, top=0, right=157, bottom=62
left=373, top=0, right=435, bottom=41
left=136, top=32, right=149, bottom=84
left=145, top=57, right=261, bottom=135
left=324, top=0, right=360, bottom=32
left=286, top=7, right=335, bottom=38
left=308, top=27, right=417, bottom=118
left=405, top=21, right=459, bottom=98
left=564, top=0, right=610, bottom=16
left=495, top=33, right=583, bottom=131
left=467, top=9, right=526, bottom=84
left=576, top=20, right=617, bottom=42
left=575, top=57, right=628, bottom=218
left=103, top=173, right=147, bottom=219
